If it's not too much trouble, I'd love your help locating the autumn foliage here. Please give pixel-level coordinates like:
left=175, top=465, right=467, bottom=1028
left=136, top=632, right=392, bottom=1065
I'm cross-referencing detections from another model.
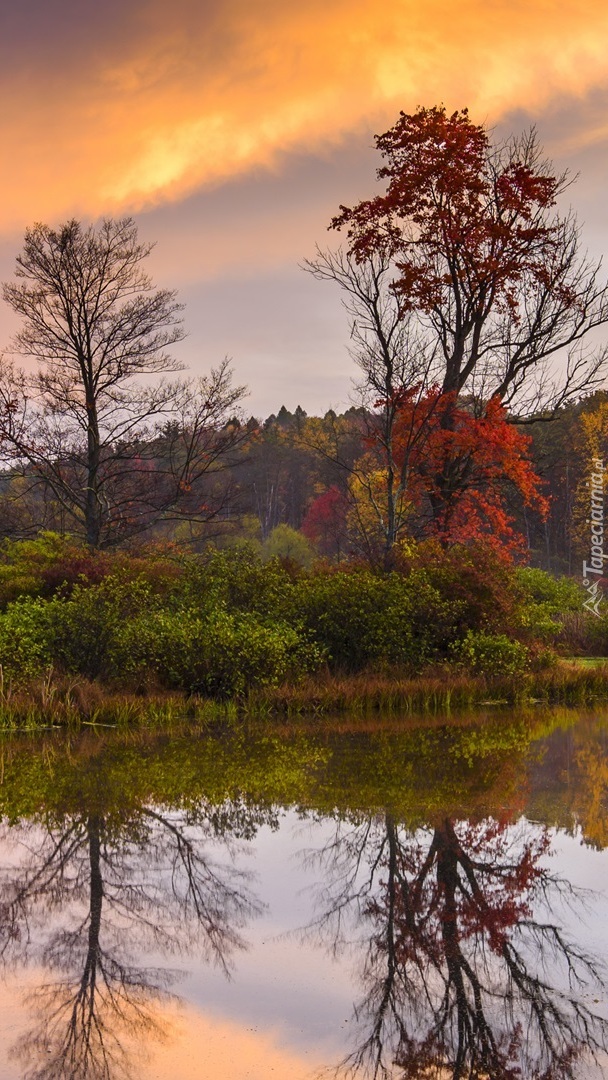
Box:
left=388, top=388, right=548, bottom=554
left=318, top=104, right=608, bottom=558
left=332, top=105, right=560, bottom=338
left=301, top=485, right=349, bottom=557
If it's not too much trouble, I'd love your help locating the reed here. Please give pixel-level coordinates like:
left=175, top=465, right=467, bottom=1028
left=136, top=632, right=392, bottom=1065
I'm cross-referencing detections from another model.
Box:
left=1, top=661, right=608, bottom=729
left=245, top=662, right=608, bottom=717
left=0, top=672, right=237, bottom=730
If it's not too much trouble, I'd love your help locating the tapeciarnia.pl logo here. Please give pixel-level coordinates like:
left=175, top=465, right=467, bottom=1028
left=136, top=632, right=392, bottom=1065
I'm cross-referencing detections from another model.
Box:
left=582, top=458, right=605, bottom=617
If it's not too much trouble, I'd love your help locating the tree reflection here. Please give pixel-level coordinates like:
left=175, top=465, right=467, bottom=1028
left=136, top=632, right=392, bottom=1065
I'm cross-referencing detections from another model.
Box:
left=0, top=799, right=265, bottom=1079
left=305, top=813, right=608, bottom=1079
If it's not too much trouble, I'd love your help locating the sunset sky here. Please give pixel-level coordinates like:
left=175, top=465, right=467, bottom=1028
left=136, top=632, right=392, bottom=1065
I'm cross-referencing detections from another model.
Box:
left=2, top=0, right=608, bottom=414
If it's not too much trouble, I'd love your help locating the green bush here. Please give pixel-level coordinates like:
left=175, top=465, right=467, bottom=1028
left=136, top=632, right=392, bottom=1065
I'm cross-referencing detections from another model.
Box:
left=47, top=577, right=161, bottom=678
left=396, top=542, right=586, bottom=650
left=396, top=541, right=525, bottom=637
left=0, top=532, right=182, bottom=610
left=0, top=536, right=583, bottom=693
left=111, top=609, right=324, bottom=696
left=0, top=575, right=160, bottom=682
left=0, top=532, right=75, bottom=609
left=0, top=596, right=57, bottom=679
left=290, top=568, right=461, bottom=671
left=449, top=630, right=529, bottom=677
left=515, top=567, right=585, bottom=642
left=0, top=567, right=324, bottom=696
left=515, top=567, right=583, bottom=611
left=262, top=525, right=315, bottom=567
left=175, top=546, right=296, bottom=620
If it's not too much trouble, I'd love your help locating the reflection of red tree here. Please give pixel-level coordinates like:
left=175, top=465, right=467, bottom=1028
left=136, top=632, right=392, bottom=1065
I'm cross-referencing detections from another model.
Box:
left=378, top=818, right=554, bottom=1078
left=388, top=818, right=548, bottom=957
left=310, top=814, right=608, bottom=1079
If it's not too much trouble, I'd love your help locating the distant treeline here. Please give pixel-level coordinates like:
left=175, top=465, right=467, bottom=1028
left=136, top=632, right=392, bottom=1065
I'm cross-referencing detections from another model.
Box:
left=0, top=392, right=603, bottom=572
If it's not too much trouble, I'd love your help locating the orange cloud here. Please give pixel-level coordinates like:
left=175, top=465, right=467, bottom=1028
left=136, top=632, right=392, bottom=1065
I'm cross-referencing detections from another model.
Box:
left=2, top=0, right=608, bottom=232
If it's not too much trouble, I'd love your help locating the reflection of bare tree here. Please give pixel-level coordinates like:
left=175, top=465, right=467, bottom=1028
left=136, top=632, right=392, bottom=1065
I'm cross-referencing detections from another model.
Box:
left=305, top=813, right=608, bottom=1080
left=0, top=799, right=265, bottom=1079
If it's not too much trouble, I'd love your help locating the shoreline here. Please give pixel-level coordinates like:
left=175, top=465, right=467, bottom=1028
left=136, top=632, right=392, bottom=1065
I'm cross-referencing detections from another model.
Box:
left=2, top=660, right=608, bottom=729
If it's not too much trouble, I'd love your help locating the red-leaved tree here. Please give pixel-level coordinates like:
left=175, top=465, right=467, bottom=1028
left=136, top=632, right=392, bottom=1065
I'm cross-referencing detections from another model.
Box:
left=301, top=485, right=349, bottom=558
left=390, top=390, right=548, bottom=554
left=332, top=106, right=608, bottom=411
left=307, top=106, right=608, bottom=557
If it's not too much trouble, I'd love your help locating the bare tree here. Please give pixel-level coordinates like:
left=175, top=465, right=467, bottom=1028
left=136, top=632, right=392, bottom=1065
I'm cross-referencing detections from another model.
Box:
left=304, top=249, right=439, bottom=556
left=0, top=219, right=247, bottom=547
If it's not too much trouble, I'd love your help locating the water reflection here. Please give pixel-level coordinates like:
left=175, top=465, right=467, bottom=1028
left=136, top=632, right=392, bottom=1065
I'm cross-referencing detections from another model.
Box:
left=0, top=799, right=266, bottom=1079
left=305, top=812, right=608, bottom=1079
left=0, top=714, right=606, bottom=1079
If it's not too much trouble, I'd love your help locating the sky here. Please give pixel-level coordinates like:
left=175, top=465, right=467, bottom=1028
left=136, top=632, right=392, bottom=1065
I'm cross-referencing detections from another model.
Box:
left=2, top=0, right=608, bottom=416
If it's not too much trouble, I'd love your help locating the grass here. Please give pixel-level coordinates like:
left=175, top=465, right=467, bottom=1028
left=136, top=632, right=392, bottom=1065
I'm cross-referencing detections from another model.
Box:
left=562, top=656, right=608, bottom=668
left=2, top=660, right=608, bottom=729
left=244, top=662, right=608, bottom=718
left=0, top=670, right=238, bottom=730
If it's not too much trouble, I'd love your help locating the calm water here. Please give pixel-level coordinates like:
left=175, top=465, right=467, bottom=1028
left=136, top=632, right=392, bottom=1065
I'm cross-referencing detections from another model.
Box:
left=0, top=709, right=607, bottom=1079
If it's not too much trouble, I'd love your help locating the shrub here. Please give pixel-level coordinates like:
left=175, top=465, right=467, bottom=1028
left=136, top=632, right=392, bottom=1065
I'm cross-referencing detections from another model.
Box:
left=46, top=576, right=161, bottom=679
left=111, top=609, right=324, bottom=696
left=449, top=630, right=529, bottom=677
left=0, top=535, right=581, bottom=693
left=0, top=596, right=56, bottom=679
left=291, top=568, right=461, bottom=671
left=262, top=525, right=315, bottom=567
left=175, top=546, right=296, bottom=620
left=0, top=568, right=324, bottom=696
left=0, top=533, right=182, bottom=609
left=398, top=541, right=526, bottom=636
left=0, top=575, right=161, bottom=682
left=515, top=567, right=583, bottom=612
left=515, top=567, right=585, bottom=642
left=0, top=532, right=78, bottom=609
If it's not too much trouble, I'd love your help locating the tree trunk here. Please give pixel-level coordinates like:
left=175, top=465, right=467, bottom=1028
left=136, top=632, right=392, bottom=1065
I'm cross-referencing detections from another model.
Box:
left=85, top=398, right=102, bottom=547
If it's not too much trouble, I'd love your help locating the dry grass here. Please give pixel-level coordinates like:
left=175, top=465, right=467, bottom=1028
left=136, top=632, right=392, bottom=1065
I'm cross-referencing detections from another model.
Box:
left=1, top=661, right=608, bottom=729
left=0, top=669, right=236, bottom=729
left=245, top=662, right=608, bottom=717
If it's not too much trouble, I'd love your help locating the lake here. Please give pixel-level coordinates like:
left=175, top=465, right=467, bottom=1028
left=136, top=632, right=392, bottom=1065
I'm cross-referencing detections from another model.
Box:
left=0, top=707, right=607, bottom=1079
